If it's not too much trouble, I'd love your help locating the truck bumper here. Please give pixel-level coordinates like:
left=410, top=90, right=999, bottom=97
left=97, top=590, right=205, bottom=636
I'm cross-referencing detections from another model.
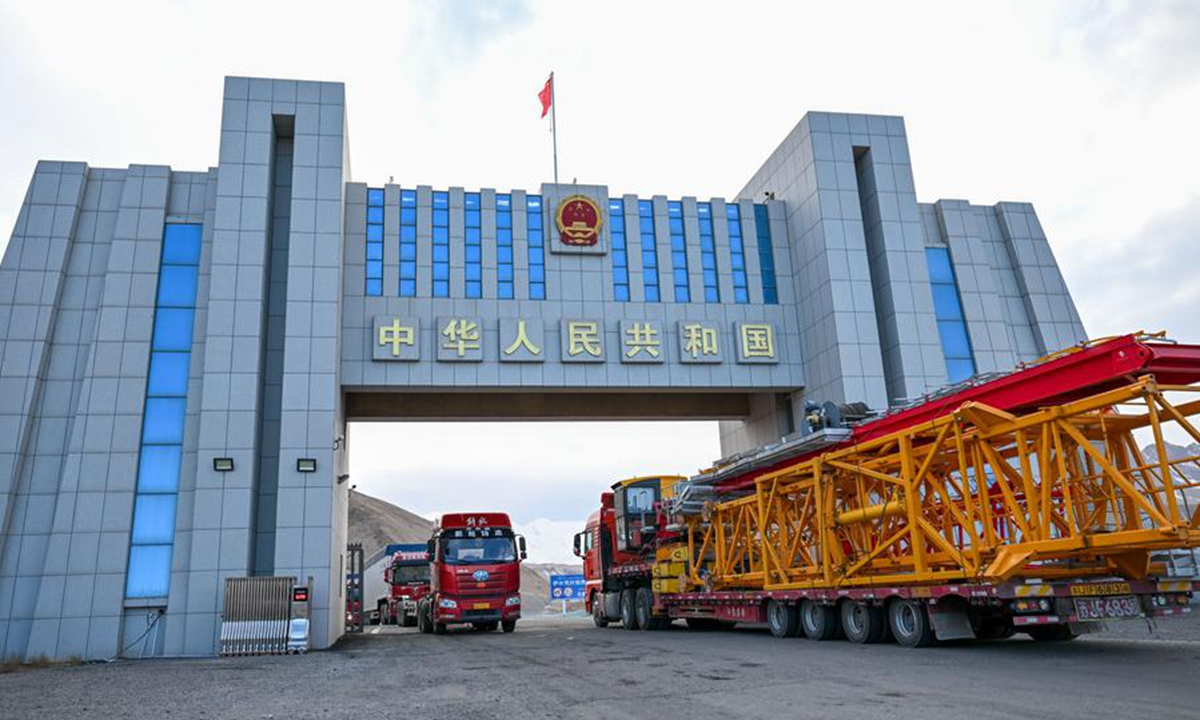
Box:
left=434, top=598, right=520, bottom=625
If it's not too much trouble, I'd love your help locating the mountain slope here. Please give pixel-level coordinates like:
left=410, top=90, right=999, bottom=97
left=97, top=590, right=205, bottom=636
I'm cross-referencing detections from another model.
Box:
left=348, top=491, right=581, bottom=613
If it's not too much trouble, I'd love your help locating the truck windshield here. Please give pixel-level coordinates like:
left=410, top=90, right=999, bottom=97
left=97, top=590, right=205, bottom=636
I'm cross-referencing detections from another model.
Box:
left=442, top=537, right=517, bottom=565
left=391, top=564, right=429, bottom=583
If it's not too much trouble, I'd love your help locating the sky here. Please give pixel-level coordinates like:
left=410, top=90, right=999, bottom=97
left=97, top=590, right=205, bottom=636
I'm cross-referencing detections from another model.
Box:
left=2, top=1, right=1199, bottom=557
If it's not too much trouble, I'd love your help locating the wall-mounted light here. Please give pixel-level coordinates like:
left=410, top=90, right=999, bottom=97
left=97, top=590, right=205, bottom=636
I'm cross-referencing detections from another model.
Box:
left=297, top=458, right=317, bottom=473
left=213, top=457, right=235, bottom=472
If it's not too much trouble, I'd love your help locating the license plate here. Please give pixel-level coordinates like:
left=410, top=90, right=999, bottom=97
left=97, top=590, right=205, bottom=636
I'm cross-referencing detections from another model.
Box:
left=1074, top=595, right=1141, bottom=620
left=473, top=602, right=490, bottom=610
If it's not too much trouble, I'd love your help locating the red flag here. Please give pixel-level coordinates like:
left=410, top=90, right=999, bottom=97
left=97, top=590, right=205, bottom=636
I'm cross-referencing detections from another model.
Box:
left=538, top=76, right=553, bottom=118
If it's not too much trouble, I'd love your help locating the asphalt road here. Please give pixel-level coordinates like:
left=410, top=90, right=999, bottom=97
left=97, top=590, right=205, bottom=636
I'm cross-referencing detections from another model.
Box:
left=2, top=613, right=1198, bottom=720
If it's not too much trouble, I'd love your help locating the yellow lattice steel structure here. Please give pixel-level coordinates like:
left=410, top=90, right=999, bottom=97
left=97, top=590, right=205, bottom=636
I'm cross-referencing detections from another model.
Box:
left=685, top=378, right=1200, bottom=591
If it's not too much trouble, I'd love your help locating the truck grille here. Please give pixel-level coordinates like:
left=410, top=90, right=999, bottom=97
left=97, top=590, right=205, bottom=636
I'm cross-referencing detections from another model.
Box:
left=455, top=568, right=511, bottom=595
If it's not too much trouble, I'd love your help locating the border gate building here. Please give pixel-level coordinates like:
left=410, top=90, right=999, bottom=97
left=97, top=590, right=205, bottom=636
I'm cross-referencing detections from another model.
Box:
left=0, top=76, right=1085, bottom=660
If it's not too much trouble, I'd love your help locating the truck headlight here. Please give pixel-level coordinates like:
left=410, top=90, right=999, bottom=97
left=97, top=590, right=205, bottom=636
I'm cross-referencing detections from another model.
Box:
left=505, top=595, right=521, bottom=606
left=439, top=598, right=458, bottom=609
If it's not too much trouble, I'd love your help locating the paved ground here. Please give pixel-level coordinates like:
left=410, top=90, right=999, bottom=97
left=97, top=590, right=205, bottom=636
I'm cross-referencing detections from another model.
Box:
left=2, top=613, right=1199, bottom=720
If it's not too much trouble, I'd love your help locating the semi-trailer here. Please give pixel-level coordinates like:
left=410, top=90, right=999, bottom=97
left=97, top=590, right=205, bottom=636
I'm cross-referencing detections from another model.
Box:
left=575, top=334, right=1200, bottom=645
left=376, top=543, right=431, bottom=627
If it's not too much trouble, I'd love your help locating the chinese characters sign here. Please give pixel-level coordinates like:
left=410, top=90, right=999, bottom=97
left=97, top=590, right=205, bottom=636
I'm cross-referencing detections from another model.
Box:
left=372, top=316, right=779, bottom=365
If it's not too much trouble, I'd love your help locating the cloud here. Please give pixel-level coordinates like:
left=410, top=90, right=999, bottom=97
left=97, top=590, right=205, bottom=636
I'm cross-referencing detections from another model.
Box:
left=406, top=0, right=533, bottom=80
left=1064, top=195, right=1200, bottom=340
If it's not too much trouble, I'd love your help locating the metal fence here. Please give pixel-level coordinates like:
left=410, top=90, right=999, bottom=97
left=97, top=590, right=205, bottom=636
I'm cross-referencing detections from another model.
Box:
left=220, top=576, right=296, bottom=655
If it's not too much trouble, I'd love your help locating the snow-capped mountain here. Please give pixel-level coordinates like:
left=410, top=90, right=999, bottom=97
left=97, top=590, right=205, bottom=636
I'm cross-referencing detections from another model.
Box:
left=512, top=518, right=585, bottom=565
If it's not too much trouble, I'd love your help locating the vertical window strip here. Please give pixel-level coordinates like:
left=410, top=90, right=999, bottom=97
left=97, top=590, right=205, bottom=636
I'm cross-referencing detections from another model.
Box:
left=365, top=188, right=384, bottom=296
left=527, top=195, right=546, bottom=300
left=610, top=199, right=629, bottom=301
left=638, top=200, right=660, bottom=302
left=399, top=189, right=417, bottom=297
left=753, top=205, right=779, bottom=304
left=464, top=192, right=482, bottom=298
left=925, top=247, right=976, bottom=383
left=726, top=204, right=749, bottom=304
left=668, top=201, right=689, bottom=302
left=126, top=223, right=202, bottom=599
left=432, top=191, right=450, bottom=297
left=496, top=194, right=514, bottom=299
left=698, top=202, right=719, bottom=303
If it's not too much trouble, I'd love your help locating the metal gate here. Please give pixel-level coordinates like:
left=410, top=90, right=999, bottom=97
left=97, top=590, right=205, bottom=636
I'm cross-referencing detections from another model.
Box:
left=220, top=576, right=296, bottom=655
left=345, top=543, right=364, bottom=634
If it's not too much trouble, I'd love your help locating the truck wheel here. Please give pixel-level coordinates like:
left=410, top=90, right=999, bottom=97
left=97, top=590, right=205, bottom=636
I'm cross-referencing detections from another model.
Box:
left=620, top=589, right=640, bottom=630
left=397, top=608, right=408, bottom=627
left=1025, top=625, right=1078, bottom=642
left=800, top=599, right=841, bottom=641
left=433, top=621, right=447, bottom=635
left=378, top=601, right=389, bottom=626
left=501, top=620, right=516, bottom=633
left=840, top=601, right=887, bottom=644
left=635, top=588, right=655, bottom=631
left=592, top=596, right=609, bottom=628
left=767, top=600, right=800, bottom=638
left=888, top=599, right=936, bottom=647
left=417, top=602, right=431, bottom=634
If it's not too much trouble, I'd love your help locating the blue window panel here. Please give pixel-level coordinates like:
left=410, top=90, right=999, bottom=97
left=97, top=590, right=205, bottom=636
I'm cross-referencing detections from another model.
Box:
left=400, top=225, right=417, bottom=242
left=613, top=267, right=628, bottom=284
left=529, top=247, right=544, bottom=265
left=366, top=243, right=383, bottom=261
left=433, top=227, right=449, bottom=243
left=639, top=216, right=655, bottom=234
left=432, top=246, right=450, bottom=263
left=401, top=190, right=417, bottom=206
left=131, top=495, right=178, bottom=545
left=400, top=207, right=417, bottom=224
left=366, top=260, right=383, bottom=278
left=937, top=320, right=973, bottom=359
left=432, top=209, right=448, bottom=227
left=674, top=286, right=689, bottom=302
left=466, top=228, right=481, bottom=243
left=498, top=247, right=513, bottom=265
left=138, top=445, right=182, bottom=494
left=754, top=206, right=779, bottom=305
left=157, top=265, right=198, bottom=308
left=433, top=191, right=449, bottom=209
left=673, top=268, right=689, bottom=285
left=730, top=254, right=745, bottom=271
left=734, top=287, right=749, bottom=303
left=432, top=264, right=449, bottom=281
left=705, top=287, right=719, bottom=303
left=161, top=224, right=202, bottom=265
left=142, top=397, right=186, bottom=445
left=703, top=269, right=718, bottom=285
left=125, top=545, right=173, bottom=598
left=433, top=280, right=449, bottom=297
left=367, top=188, right=384, bottom=206
left=466, top=281, right=481, bottom=298
left=946, top=358, right=976, bottom=383
left=465, top=265, right=482, bottom=282
left=642, top=251, right=658, bottom=268
left=763, top=287, right=779, bottom=304
left=497, top=228, right=513, bottom=244
left=367, top=206, right=384, bottom=224
left=465, top=245, right=482, bottom=263
left=366, top=278, right=382, bottom=296
left=497, top=212, right=512, bottom=230
left=926, top=247, right=955, bottom=284
left=931, top=284, right=965, bottom=320
left=466, top=212, right=481, bottom=227
left=614, top=285, right=630, bottom=302
left=367, top=224, right=383, bottom=241
left=498, top=281, right=514, bottom=299
left=668, top=217, right=684, bottom=235
left=399, top=279, right=416, bottom=297
left=645, top=286, right=660, bottom=302
left=530, top=282, right=546, bottom=300
left=529, top=265, right=545, bottom=282
left=465, top=192, right=481, bottom=209
left=400, top=261, right=416, bottom=278
left=498, top=265, right=514, bottom=282
left=727, top=204, right=741, bottom=221
left=147, top=352, right=190, bottom=397
left=152, top=308, right=195, bottom=351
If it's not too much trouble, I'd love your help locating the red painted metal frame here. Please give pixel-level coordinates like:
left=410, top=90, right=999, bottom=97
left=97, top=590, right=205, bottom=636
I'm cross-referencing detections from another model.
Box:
left=716, top=335, right=1200, bottom=493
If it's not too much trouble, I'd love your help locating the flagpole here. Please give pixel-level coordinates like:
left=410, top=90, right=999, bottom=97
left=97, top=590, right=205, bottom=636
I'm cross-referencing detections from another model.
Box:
left=550, top=72, right=559, bottom=186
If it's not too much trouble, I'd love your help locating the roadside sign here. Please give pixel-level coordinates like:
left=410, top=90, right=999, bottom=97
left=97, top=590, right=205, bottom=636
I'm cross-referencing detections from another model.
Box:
left=549, top=574, right=586, bottom=600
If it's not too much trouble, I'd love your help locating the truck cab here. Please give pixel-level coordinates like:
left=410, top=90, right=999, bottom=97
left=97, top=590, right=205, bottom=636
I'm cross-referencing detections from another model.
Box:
left=377, top=544, right=431, bottom=627
left=574, top=476, right=683, bottom=629
left=418, top=512, right=526, bottom=634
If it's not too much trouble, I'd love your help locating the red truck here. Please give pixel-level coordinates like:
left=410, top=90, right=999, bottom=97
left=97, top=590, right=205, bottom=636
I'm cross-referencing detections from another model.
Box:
left=417, top=512, right=526, bottom=634
left=376, top=543, right=431, bottom=627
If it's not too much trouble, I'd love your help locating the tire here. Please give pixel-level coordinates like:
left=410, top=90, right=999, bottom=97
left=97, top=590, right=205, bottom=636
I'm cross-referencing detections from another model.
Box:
left=1026, top=624, right=1078, bottom=642
left=397, top=608, right=408, bottom=627
left=620, top=588, right=640, bottom=630
left=501, top=620, right=517, bottom=633
left=767, top=600, right=800, bottom=638
left=800, top=599, right=841, bottom=641
left=888, top=599, right=936, bottom=648
left=592, top=595, right=609, bottom=628
left=433, top=621, right=447, bottom=635
left=840, top=601, right=887, bottom=644
left=379, top=601, right=390, bottom=626
left=636, top=588, right=664, bottom=631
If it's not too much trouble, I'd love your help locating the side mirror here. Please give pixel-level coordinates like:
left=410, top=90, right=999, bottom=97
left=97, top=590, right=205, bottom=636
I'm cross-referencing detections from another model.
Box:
left=517, top=535, right=527, bottom=560
left=572, top=532, right=582, bottom=557
left=426, top=539, right=435, bottom=562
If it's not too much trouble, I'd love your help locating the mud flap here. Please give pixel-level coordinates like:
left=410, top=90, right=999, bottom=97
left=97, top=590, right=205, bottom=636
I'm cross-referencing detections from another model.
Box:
left=928, top=601, right=976, bottom=641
